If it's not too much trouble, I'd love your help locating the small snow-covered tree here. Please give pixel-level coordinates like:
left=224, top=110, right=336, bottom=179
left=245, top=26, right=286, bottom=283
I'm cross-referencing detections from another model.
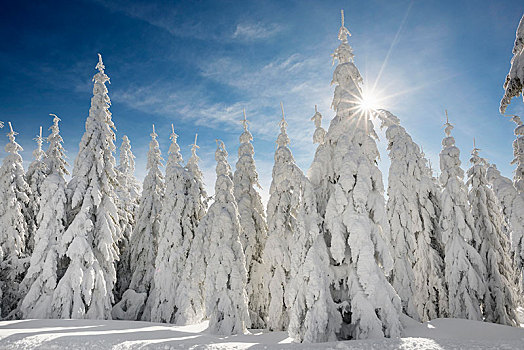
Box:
left=175, top=134, right=208, bottom=325
left=203, top=140, right=249, bottom=335
left=500, top=14, right=524, bottom=113
left=307, top=11, right=402, bottom=340
left=467, top=143, right=518, bottom=326
left=379, top=110, right=446, bottom=322
left=25, top=126, right=48, bottom=253
left=115, top=125, right=164, bottom=321
left=114, top=135, right=140, bottom=301
left=20, top=114, right=69, bottom=319
left=439, top=114, right=485, bottom=320
left=233, top=110, right=268, bottom=328
left=0, top=122, right=31, bottom=318
left=151, top=128, right=207, bottom=324
left=52, top=54, right=120, bottom=319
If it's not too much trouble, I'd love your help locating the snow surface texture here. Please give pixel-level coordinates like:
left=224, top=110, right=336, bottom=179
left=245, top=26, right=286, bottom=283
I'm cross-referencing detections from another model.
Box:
left=1, top=316, right=524, bottom=349
left=307, top=14, right=402, bottom=339
left=500, top=14, right=524, bottom=113
left=379, top=110, right=446, bottom=322
left=0, top=122, right=31, bottom=318
left=53, top=54, right=121, bottom=320
left=467, top=145, right=519, bottom=326
left=233, top=112, right=268, bottom=329
left=439, top=118, right=486, bottom=320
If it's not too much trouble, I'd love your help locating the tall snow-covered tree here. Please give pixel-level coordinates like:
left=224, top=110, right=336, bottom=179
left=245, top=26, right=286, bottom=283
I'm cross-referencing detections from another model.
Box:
left=151, top=128, right=207, bottom=324
left=504, top=115, right=524, bottom=271
left=115, top=125, right=164, bottom=321
left=265, top=110, right=340, bottom=342
left=203, top=140, right=249, bottom=335
left=0, top=122, right=31, bottom=318
left=262, top=109, right=299, bottom=331
left=500, top=14, right=524, bottom=113
left=307, top=11, right=402, bottom=340
left=114, top=135, right=141, bottom=301
left=52, top=54, right=120, bottom=319
left=439, top=114, right=485, bottom=320
left=25, top=126, right=48, bottom=253
left=174, top=134, right=208, bottom=325
left=486, top=164, right=524, bottom=275
left=20, top=114, right=69, bottom=319
left=467, top=142, right=518, bottom=326
left=379, top=110, right=446, bottom=322
left=286, top=179, right=341, bottom=343
left=233, top=110, right=268, bottom=328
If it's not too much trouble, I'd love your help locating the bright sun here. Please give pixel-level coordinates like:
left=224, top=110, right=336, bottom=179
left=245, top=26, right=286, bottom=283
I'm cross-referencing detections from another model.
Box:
left=359, top=89, right=379, bottom=111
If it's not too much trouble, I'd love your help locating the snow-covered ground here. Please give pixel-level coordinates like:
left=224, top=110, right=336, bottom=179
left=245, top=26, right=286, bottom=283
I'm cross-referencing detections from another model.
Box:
left=1, top=315, right=523, bottom=350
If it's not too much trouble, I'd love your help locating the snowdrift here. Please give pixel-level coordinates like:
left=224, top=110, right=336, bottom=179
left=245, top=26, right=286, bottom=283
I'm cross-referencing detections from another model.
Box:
left=0, top=316, right=523, bottom=349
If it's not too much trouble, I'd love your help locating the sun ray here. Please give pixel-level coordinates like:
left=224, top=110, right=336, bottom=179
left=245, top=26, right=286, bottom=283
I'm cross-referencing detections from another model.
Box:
left=372, top=0, right=414, bottom=92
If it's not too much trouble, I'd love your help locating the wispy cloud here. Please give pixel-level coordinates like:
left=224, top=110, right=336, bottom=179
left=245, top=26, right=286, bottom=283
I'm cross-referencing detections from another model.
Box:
left=232, top=22, right=282, bottom=41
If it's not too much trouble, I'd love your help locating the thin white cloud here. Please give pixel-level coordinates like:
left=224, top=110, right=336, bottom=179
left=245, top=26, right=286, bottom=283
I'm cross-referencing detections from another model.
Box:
left=232, top=22, right=282, bottom=41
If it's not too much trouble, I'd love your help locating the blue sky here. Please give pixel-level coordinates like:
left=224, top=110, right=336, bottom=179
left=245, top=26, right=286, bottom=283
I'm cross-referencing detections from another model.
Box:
left=1, top=0, right=523, bottom=203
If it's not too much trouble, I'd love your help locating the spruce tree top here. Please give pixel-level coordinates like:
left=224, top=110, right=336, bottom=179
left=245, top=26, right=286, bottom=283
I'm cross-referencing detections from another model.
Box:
left=167, top=124, right=183, bottom=168
left=277, top=103, right=290, bottom=148
left=32, top=126, right=45, bottom=162
left=5, top=122, right=23, bottom=156
left=440, top=111, right=464, bottom=184
left=46, top=114, right=69, bottom=177
left=215, top=140, right=234, bottom=204
left=119, top=135, right=136, bottom=176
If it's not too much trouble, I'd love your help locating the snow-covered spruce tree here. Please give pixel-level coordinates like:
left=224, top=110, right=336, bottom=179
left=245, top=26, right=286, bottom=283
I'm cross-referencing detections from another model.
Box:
left=311, top=105, right=327, bottom=144
left=203, top=140, right=249, bottom=335
left=25, top=126, right=48, bottom=254
left=150, top=124, right=185, bottom=324
left=264, top=111, right=340, bottom=342
left=114, top=125, right=164, bottom=321
left=439, top=115, right=485, bottom=320
left=52, top=54, right=120, bottom=319
left=151, top=127, right=207, bottom=324
left=233, top=110, right=268, bottom=328
left=174, top=134, right=208, bottom=325
left=307, top=107, right=331, bottom=216
left=486, top=164, right=524, bottom=272
left=504, top=115, right=524, bottom=271
left=500, top=14, right=524, bottom=113
left=262, top=110, right=299, bottom=331
left=114, top=135, right=141, bottom=302
left=287, top=179, right=341, bottom=343
left=467, top=143, right=518, bottom=326
left=307, top=11, right=401, bottom=340
left=0, top=122, right=31, bottom=318
left=379, top=110, right=446, bottom=322
left=20, top=114, right=69, bottom=318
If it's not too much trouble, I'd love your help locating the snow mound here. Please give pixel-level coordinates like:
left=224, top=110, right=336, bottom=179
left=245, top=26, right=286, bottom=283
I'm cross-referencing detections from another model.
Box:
left=0, top=317, right=523, bottom=349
